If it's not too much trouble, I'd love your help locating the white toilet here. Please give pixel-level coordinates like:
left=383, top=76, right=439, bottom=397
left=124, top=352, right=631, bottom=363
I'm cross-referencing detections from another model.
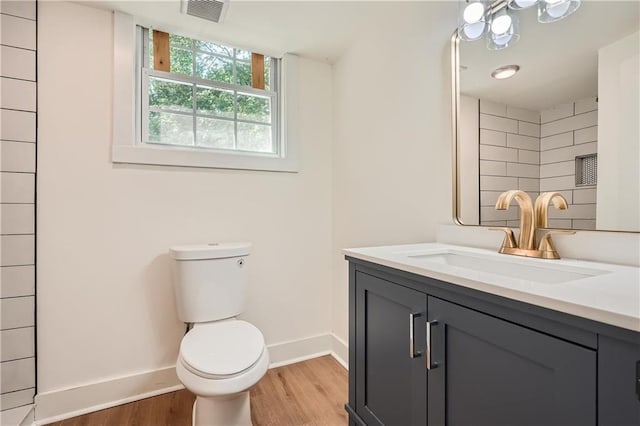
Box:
left=169, top=242, right=269, bottom=426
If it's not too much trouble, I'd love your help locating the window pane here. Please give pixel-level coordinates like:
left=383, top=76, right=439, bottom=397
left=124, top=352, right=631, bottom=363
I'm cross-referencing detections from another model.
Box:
left=237, top=122, right=273, bottom=153
left=148, top=111, right=194, bottom=146
left=196, top=41, right=233, bottom=57
left=236, top=61, right=251, bottom=86
left=236, top=49, right=251, bottom=60
left=170, top=34, right=192, bottom=49
left=196, top=117, right=235, bottom=149
left=196, top=87, right=234, bottom=119
left=237, top=93, right=270, bottom=123
left=170, top=46, right=193, bottom=75
left=264, top=66, right=270, bottom=91
left=196, top=53, right=233, bottom=83
left=149, top=78, right=193, bottom=112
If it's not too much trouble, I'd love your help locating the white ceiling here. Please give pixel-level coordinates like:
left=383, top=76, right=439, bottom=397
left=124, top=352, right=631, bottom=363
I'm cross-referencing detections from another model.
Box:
left=459, top=1, right=640, bottom=111
left=80, top=0, right=395, bottom=63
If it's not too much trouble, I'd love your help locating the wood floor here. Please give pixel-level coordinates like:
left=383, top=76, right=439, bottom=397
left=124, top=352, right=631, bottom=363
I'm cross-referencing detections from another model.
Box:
left=47, top=355, right=348, bottom=426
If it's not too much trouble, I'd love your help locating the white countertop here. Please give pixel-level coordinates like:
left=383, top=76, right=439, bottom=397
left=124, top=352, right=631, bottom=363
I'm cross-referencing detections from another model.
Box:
left=344, top=243, right=640, bottom=332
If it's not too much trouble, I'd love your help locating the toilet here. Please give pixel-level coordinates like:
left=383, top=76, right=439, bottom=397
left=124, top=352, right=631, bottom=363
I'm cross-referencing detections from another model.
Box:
left=169, top=242, right=269, bottom=426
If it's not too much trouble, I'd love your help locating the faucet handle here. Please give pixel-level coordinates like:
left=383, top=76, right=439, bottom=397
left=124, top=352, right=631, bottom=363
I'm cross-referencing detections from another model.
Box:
left=538, top=230, right=576, bottom=259
left=489, top=227, right=518, bottom=253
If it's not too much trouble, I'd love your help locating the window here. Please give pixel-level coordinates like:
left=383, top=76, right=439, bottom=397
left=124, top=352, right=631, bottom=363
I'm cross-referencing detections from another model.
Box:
left=141, top=29, right=278, bottom=154
left=112, top=12, right=298, bottom=172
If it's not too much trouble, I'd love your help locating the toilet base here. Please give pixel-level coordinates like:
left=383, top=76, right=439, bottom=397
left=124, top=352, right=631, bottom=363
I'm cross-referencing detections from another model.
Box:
left=192, top=391, right=252, bottom=426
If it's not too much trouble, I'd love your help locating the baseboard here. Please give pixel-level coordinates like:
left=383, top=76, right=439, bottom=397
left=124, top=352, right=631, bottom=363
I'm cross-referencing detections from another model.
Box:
left=33, top=332, right=349, bottom=424
left=330, top=333, right=349, bottom=370
left=34, top=367, right=184, bottom=425
left=0, top=404, right=34, bottom=426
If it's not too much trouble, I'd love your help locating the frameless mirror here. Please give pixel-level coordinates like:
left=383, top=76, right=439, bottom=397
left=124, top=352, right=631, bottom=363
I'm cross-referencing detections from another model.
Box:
left=454, top=1, right=639, bottom=232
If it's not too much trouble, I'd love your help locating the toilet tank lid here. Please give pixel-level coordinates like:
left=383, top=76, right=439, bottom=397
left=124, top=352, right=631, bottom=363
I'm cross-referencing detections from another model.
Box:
left=170, top=242, right=251, bottom=260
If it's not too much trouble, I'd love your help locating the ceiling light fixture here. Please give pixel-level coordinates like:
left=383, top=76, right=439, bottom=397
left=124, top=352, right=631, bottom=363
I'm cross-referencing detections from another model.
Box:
left=458, top=0, right=581, bottom=50
left=491, top=64, right=521, bottom=79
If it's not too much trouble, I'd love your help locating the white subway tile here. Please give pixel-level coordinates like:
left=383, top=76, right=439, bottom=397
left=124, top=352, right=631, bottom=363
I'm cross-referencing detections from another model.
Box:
left=540, top=175, right=576, bottom=192
left=518, top=177, right=539, bottom=192
left=507, top=106, right=539, bottom=124
left=574, top=126, right=597, bottom=144
left=0, top=78, right=36, bottom=111
left=480, top=114, right=518, bottom=133
left=480, top=220, right=507, bottom=227
left=540, top=160, right=574, bottom=178
left=573, top=219, right=596, bottom=230
left=0, top=46, right=35, bottom=81
left=0, top=235, right=34, bottom=266
left=0, top=387, right=34, bottom=411
left=507, top=163, right=539, bottom=178
left=1, top=327, right=34, bottom=361
left=1, top=204, right=34, bottom=235
left=1, top=1, right=36, bottom=20
left=480, top=100, right=506, bottom=116
left=541, top=132, right=573, bottom=151
left=481, top=206, right=518, bottom=221
left=1, top=172, right=34, bottom=203
left=506, top=220, right=521, bottom=228
left=480, top=175, right=518, bottom=191
left=548, top=203, right=596, bottom=220
left=540, top=142, right=597, bottom=165
left=574, top=97, right=598, bottom=114
left=507, top=134, right=538, bottom=151
left=0, top=265, right=35, bottom=298
left=0, top=357, right=35, bottom=393
left=1, top=141, right=35, bottom=172
left=518, top=121, right=540, bottom=138
left=546, top=219, right=572, bottom=229
left=574, top=188, right=597, bottom=204
left=0, top=296, right=34, bottom=330
left=480, top=160, right=506, bottom=176
left=480, top=129, right=506, bottom=147
left=518, top=149, right=539, bottom=165
left=0, top=109, right=35, bottom=142
left=480, top=191, right=503, bottom=206
left=541, top=111, right=598, bottom=138
left=480, top=145, right=518, bottom=162
left=0, top=14, right=36, bottom=50
left=540, top=102, right=574, bottom=123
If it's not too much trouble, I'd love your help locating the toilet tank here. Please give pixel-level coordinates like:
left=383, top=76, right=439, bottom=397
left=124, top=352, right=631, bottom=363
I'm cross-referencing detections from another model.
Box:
left=169, top=242, right=251, bottom=323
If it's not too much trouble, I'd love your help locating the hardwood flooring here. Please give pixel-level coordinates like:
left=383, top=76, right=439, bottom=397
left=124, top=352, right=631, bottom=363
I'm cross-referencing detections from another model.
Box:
left=47, top=355, right=348, bottom=426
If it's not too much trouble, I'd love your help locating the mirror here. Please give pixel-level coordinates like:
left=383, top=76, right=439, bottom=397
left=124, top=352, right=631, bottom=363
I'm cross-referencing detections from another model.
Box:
left=454, top=1, right=639, bottom=232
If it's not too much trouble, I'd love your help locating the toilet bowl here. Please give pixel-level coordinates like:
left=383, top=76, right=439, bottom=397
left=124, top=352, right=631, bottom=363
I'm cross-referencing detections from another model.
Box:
left=169, top=242, right=268, bottom=425
left=176, top=320, right=269, bottom=425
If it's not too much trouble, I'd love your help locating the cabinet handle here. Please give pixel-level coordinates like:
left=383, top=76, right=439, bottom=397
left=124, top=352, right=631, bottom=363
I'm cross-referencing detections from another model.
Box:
left=409, top=313, right=421, bottom=358
left=426, top=320, right=438, bottom=370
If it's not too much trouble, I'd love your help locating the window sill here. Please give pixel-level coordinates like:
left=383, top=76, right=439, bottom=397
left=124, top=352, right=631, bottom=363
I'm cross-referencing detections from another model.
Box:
left=112, top=144, right=298, bottom=172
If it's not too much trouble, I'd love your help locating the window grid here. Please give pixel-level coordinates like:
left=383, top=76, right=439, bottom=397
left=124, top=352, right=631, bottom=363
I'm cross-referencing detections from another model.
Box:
left=140, top=28, right=278, bottom=155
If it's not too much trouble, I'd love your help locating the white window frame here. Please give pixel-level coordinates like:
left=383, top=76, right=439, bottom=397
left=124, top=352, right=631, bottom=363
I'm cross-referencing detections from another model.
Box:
left=112, top=12, right=299, bottom=172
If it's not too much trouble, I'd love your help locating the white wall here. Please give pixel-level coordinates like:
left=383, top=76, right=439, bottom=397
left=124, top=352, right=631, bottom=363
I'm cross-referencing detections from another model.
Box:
left=597, top=31, right=640, bottom=232
left=458, top=95, right=479, bottom=225
left=37, top=0, right=332, bottom=402
left=331, top=2, right=458, bottom=344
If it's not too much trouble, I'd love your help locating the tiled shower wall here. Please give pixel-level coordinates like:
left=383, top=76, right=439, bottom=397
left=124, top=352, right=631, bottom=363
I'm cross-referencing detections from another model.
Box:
left=1, top=0, right=37, bottom=412
left=540, top=98, right=598, bottom=230
left=479, top=100, right=540, bottom=226
left=478, top=98, right=598, bottom=230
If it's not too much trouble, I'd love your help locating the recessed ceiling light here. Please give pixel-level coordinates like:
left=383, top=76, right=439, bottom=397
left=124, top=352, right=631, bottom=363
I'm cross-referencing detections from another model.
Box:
left=491, top=65, right=520, bottom=79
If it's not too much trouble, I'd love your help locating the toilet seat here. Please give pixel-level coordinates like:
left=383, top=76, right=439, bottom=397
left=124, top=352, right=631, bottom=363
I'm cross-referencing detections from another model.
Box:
left=180, top=320, right=265, bottom=379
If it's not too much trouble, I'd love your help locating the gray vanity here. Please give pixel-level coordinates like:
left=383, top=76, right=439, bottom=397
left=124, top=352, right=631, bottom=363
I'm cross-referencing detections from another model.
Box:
left=344, top=244, right=640, bottom=426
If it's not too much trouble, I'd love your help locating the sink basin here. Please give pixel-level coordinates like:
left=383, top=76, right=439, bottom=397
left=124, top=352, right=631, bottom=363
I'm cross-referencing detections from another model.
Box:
left=407, top=250, right=610, bottom=284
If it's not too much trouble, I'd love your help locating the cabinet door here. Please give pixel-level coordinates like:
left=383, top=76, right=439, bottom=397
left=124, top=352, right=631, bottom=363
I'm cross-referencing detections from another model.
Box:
left=355, top=272, right=427, bottom=426
left=428, top=296, right=596, bottom=426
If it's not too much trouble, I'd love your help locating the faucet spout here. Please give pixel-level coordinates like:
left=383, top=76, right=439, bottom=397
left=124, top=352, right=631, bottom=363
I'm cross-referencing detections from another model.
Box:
left=534, top=192, right=569, bottom=228
left=495, top=190, right=536, bottom=250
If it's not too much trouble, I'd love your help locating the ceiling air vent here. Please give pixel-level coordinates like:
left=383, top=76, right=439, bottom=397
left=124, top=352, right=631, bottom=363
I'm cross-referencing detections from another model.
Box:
left=181, top=0, right=230, bottom=24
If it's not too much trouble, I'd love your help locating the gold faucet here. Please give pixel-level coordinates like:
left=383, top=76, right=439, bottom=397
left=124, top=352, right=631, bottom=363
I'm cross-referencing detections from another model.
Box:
left=490, top=191, right=575, bottom=259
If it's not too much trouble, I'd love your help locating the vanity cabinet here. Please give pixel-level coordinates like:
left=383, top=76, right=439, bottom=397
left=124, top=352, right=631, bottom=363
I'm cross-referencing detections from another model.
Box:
left=346, top=258, right=640, bottom=426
